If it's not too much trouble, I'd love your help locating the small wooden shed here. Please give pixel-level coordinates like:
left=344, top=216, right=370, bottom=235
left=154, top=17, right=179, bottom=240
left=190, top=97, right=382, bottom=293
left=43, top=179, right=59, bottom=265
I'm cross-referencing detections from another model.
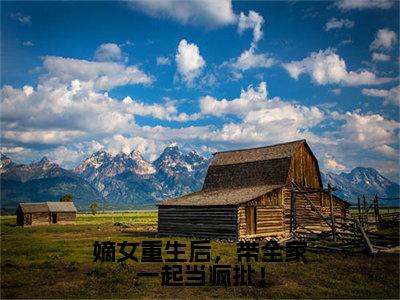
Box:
left=158, top=140, right=350, bottom=239
left=16, top=202, right=77, bottom=226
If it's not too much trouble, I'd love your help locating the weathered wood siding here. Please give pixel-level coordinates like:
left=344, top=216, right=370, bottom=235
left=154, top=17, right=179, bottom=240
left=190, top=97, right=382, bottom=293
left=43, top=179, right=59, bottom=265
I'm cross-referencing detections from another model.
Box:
left=282, top=186, right=348, bottom=233
left=238, top=188, right=285, bottom=239
left=158, top=206, right=237, bottom=239
left=18, top=212, right=76, bottom=226
left=56, top=212, right=76, bottom=224
left=30, top=212, right=50, bottom=226
left=289, top=143, right=322, bottom=189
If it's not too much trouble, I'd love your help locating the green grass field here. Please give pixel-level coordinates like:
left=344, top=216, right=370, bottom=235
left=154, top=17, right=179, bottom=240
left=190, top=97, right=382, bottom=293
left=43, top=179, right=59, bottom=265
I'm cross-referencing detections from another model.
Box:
left=1, top=211, right=399, bottom=299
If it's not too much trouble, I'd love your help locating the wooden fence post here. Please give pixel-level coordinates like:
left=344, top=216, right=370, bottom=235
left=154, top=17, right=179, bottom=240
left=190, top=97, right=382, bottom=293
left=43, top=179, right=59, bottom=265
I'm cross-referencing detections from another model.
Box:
left=328, top=184, right=337, bottom=242
left=362, top=195, right=367, bottom=227
left=373, top=194, right=380, bottom=225
left=357, top=197, right=361, bottom=220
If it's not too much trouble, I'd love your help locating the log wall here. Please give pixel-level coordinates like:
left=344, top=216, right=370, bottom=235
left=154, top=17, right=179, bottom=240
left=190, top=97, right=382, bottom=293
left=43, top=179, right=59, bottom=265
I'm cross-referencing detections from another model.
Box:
left=282, top=186, right=348, bottom=233
left=30, top=212, right=50, bottom=226
left=56, top=212, right=76, bottom=224
left=238, top=188, right=285, bottom=239
left=18, top=212, right=76, bottom=226
left=158, top=206, right=238, bottom=239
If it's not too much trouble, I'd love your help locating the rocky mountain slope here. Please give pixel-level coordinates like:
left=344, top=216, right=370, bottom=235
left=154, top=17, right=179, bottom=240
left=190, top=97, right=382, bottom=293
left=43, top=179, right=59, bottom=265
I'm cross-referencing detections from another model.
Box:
left=1, top=148, right=398, bottom=210
left=322, top=167, right=399, bottom=204
left=1, top=154, right=104, bottom=210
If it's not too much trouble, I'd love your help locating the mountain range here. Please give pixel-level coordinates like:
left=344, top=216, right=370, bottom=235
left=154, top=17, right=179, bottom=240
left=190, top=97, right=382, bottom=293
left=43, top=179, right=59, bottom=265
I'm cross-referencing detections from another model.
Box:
left=1, top=145, right=398, bottom=211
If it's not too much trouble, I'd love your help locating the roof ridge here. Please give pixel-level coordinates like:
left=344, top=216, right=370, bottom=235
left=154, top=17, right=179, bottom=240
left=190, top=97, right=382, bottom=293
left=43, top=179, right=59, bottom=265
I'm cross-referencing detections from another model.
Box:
left=212, top=139, right=305, bottom=155
left=208, top=155, right=292, bottom=168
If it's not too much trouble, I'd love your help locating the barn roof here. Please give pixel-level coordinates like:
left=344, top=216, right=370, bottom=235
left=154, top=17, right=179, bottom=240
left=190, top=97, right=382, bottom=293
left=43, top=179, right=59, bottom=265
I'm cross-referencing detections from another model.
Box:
left=203, top=140, right=307, bottom=191
left=211, top=139, right=305, bottom=166
left=158, top=185, right=283, bottom=206
left=18, top=202, right=77, bottom=213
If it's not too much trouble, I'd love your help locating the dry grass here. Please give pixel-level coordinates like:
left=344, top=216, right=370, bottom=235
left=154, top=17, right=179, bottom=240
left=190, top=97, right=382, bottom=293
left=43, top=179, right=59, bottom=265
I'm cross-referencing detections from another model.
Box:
left=1, top=212, right=399, bottom=299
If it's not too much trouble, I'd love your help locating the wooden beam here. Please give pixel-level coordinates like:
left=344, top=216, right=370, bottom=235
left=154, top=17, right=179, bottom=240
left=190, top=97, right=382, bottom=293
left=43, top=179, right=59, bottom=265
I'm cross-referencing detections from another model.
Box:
left=290, top=180, right=297, bottom=233
left=291, top=181, right=333, bottom=229
left=328, top=184, right=337, bottom=242
left=354, top=218, right=376, bottom=255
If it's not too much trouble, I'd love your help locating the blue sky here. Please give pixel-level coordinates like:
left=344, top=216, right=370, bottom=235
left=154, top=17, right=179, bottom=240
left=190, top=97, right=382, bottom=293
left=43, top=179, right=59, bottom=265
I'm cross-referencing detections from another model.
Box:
left=1, top=0, right=399, bottom=181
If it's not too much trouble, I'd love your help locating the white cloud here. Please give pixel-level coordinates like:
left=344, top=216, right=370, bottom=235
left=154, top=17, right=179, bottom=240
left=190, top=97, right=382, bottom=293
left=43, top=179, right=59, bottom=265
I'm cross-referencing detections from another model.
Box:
left=42, top=56, right=153, bottom=91
left=175, top=39, right=205, bottom=84
left=332, top=111, right=399, bottom=149
left=94, top=43, right=123, bottom=62
left=372, top=52, right=391, bottom=61
left=156, top=56, right=171, bottom=65
left=370, top=28, right=397, bottom=51
left=0, top=47, right=200, bottom=149
left=325, top=18, right=354, bottom=31
left=128, top=0, right=236, bottom=28
left=373, top=144, right=397, bottom=157
left=22, top=41, right=33, bottom=47
left=335, top=0, right=393, bottom=10
left=229, top=45, right=275, bottom=71
left=362, top=86, right=400, bottom=106
left=46, top=146, right=87, bottom=167
left=238, top=10, right=264, bottom=44
left=282, top=48, right=395, bottom=86
left=199, top=82, right=325, bottom=145
left=324, top=154, right=348, bottom=172
left=10, top=12, right=31, bottom=25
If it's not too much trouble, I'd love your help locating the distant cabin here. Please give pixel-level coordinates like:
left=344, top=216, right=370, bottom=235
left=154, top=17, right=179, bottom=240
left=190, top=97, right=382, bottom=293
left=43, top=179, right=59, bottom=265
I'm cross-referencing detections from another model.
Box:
left=16, top=202, right=77, bottom=226
left=158, top=140, right=350, bottom=239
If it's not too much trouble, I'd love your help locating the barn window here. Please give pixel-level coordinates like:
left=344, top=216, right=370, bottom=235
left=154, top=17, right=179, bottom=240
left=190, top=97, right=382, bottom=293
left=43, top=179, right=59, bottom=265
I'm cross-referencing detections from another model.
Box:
left=246, top=206, right=257, bottom=235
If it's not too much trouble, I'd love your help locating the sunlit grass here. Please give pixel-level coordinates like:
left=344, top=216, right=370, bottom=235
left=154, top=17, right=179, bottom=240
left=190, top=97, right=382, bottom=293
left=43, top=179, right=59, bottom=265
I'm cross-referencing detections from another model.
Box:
left=1, top=211, right=399, bottom=299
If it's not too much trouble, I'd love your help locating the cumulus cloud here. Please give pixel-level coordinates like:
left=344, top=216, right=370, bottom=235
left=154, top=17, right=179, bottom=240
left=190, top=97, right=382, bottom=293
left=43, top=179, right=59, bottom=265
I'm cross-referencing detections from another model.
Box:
left=325, top=18, right=354, bottom=31
left=94, top=43, right=123, bottom=62
left=22, top=41, right=33, bottom=47
left=335, top=0, right=393, bottom=10
left=362, top=86, right=400, bottom=106
left=332, top=111, right=399, bottom=149
left=128, top=0, right=236, bottom=28
left=373, top=144, right=397, bottom=157
left=175, top=39, right=205, bottom=85
left=42, top=56, right=153, bottom=91
left=372, top=52, right=391, bottom=61
left=199, top=82, right=325, bottom=145
left=370, top=28, right=397, bottom=51
left=228, top=45, right=275, bottom=71
left=10, top=12, right=31, bottom=24
left=238, top=10, right=264, bottom=44
left=324, top=154, right=348, bottom=172
left=282, top=48, right=395, bottom=86
left=0, top=43, right=201, bottom=150
left=156, top=56, right=171, bottom=65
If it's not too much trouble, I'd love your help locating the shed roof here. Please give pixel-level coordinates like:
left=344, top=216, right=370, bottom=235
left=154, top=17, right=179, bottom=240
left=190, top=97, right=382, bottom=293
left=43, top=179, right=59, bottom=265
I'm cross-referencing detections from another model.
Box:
left=47, top=202, right=77, bottom=212
left=158, top=185, right=283, bottom=206
left=18, top=202, right=77, bottom=213
left=18, top=202, right=49, bottom=213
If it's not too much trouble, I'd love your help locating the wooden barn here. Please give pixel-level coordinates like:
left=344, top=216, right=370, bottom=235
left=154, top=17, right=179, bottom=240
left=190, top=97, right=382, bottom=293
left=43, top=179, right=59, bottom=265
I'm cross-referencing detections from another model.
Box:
left=158, top=140, right=350, bottom=239
left=16, top=202, right=77, bottom=226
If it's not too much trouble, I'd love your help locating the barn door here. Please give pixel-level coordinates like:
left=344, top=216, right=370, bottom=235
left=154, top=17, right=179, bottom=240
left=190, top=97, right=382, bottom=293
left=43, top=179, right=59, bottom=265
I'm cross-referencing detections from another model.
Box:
left=51, top=213, right=57, bottom=224
left=246, top=206, right=257, bottom=235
